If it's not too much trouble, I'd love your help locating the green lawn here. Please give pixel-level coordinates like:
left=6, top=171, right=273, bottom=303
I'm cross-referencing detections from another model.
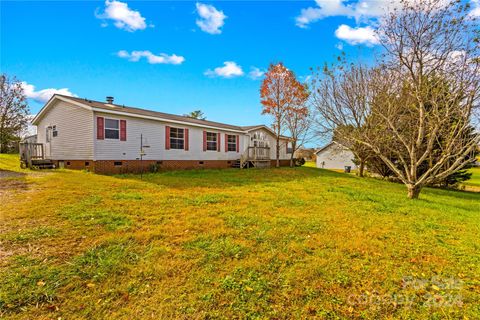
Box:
left=1, top=154, right=479, bottom=319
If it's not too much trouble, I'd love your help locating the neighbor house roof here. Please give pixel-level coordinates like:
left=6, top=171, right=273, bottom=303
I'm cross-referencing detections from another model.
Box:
left=32, top=94, right=291, bottom=138
left=314, top=141, right=346, bottom=155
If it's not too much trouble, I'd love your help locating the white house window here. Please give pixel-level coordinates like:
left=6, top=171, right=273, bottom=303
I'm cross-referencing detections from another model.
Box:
left=287, top=142, right=293, bottom=154
left=52, top=125, right=58, bottom=137
left=105, top=119, right=119, bottom=139
left=227, top=135, right=237, bottom=152
left=170, top=127, right=184, bottom=149
left=206, top=132, right=217, bottom=151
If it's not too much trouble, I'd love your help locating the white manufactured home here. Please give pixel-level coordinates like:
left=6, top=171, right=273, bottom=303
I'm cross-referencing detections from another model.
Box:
left=315, top=142, right=356, bottom=170
left=27, top=95, right=293, bottom=173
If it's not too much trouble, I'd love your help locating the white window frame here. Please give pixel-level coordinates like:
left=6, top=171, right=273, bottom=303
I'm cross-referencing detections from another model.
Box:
left=227, top=134, right=237, bottom=152
left=287, top=142, right=293, bottom=154
left=104, top=118, right=120, bottom=140
left=170, top=127, right=185, bottom=150
left=206, top=131, right=217, bottom=151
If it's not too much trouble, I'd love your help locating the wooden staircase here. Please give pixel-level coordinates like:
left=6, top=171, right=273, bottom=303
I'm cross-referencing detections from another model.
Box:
left=231, top=159, right=242, bottom=168
left=31, top=159, right=56, bottom=169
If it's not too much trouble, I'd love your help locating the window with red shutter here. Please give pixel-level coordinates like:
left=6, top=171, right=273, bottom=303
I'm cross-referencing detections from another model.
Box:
left=120, top=120, right=126, bottom=141
left=226, top=134, right=237, bottom=152
left=203, top=131, right=207, bottom=151
left=205, top=131, right=218, bottom=151
left=165, top=126, right=171, bottom=149
left=184, top=128, right=189, bottom=151
left=97, top=117, right=104, bottom=140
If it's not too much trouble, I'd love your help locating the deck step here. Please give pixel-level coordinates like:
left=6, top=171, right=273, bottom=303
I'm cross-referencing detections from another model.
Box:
left=231, top=159, right=241, bottom=168
left=31, top=159, right=56, bottom=169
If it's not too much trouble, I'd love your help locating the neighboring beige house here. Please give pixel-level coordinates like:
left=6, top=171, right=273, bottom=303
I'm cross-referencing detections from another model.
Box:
left=315, top=142, right=356, bottom=170
left=31, top=94, right=292, bottom=173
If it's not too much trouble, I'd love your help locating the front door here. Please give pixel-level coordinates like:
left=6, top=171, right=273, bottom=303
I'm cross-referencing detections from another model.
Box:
left=45, top=126, right=52, bottom=158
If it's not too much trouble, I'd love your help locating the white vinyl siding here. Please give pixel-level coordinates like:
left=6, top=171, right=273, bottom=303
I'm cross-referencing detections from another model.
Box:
left=316, top=144, right=356, bottom=170
left=93, top=112, right=243, bottom=161
left=247, top=128, right=290, bottom=160
left=36, top=100, right=94, bottom=160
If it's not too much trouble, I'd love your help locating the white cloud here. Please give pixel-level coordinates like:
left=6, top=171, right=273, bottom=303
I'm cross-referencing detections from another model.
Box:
left=117, top=50, right=185, bottom=65
left=204, top=61, right=244, bottom=78
left=196, top=2, right=227, bottom=34
left=21, top=82, right=77, bottom=104
left=248, top=67, right=265, bottom=80
left=295, top=0, right=450, bottom=28
left=334, top=24, right=379, bottom=46
left=296, top=0, right=355, bottom=28
left=470, top=0, right=480, bottom=17
left=96, top=0, right=148, bottom=32
left=295, top=0, right=388, bottom=28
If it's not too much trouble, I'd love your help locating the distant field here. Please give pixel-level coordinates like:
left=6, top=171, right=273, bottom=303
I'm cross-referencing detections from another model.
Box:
left=1, top=154, right=479, bottom=319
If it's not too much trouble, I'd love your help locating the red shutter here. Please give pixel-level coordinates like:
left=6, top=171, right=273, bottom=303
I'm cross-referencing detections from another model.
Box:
left=217, top=133, right=221, bottom=152
left=120, top=120, right=126, bottom=141
left=203, top=131, right=207, bottom=151
left=184, top=128, right=189, bottom=151
left=165, top=126, right=170, bottom=150
left=236, top=135, right=239, bottom=153
left=225, top=134, right=228, bottom=152
left=97, top=117, right=104, bottom=140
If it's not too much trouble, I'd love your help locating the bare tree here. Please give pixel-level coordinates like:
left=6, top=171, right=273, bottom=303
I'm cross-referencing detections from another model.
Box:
left=285, top=101, right=311, bottom=167
left=312, top=63, right=373, bottom=177
left=0, top=74, right=29, bottom=153
left=313, top=0, right=480, bottom=198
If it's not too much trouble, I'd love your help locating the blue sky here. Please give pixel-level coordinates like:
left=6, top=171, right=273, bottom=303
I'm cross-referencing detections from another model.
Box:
left=2, top=0, right=396, bottom=128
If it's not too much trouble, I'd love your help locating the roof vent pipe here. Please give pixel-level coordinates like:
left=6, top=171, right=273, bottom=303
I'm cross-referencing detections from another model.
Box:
left=106, top=96, right=114, bottom=104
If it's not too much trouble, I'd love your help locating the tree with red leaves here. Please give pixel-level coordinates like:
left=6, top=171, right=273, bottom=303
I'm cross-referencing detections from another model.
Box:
left=260, top=63, right=309, bottom=167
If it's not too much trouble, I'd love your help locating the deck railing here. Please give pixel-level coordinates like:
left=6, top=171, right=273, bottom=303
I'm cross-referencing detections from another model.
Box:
left=19, top=142, right=44, bottom=168
left=246, top=146, right=270, bottom=161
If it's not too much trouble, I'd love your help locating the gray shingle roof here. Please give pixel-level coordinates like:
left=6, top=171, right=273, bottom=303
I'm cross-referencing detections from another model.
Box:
left=62, top=95, right=262, bottom=132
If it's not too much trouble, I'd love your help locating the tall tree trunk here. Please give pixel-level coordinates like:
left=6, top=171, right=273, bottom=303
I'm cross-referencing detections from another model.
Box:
left=358, top=160, right=365, bottom=177
left=276, top=136, right=280, bottom=168
left=407, top=184, right=421, bottom=199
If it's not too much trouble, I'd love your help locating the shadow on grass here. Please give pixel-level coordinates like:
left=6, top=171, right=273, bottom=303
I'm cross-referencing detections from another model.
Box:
left=112, top=166, right=357, bottom=189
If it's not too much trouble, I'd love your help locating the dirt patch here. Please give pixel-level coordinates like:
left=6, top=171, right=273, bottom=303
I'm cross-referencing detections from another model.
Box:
left=0, top=170, right=26, bottom=179
left=0, top=171, right=29, bottom=199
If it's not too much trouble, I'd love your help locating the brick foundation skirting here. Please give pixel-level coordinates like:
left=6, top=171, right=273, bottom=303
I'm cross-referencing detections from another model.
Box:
left=271, top=159, right=291, bottom=167
left=51, top=160, right=95, bottom=171
left=49, top=159, right=291, bottom=174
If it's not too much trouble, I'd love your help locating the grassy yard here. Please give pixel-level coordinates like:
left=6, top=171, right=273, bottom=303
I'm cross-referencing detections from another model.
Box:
left=0, top=154, right=479, bottom=319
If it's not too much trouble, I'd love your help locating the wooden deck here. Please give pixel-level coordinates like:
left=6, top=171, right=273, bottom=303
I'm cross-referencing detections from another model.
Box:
left=240, top=146, right=271, bottom=168
left=19, top=142, right=55, bottom=169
